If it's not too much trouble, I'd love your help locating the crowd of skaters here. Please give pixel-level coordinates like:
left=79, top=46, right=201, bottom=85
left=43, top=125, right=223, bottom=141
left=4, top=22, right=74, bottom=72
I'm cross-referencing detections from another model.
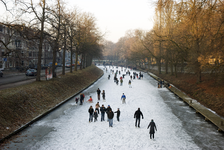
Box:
left=75, top=65, right=157, bottom=139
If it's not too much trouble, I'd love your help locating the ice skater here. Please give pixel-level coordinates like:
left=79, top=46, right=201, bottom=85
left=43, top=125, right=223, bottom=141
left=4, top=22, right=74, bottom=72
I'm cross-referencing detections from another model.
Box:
left=100, top=104, right=106, bottom=121
left=97, top=88, right=101, bottom=100
left=102, top=90, right=106, bottom=100
left=94, top=110, right=98, bottom=122
left=147, top=119, right=157, bottom=139
left=107, top=109, right=114, bottom=127
left=121, top=93, right=126, bottom=104
left=128, top=80, right=132, bottom=88
left=75, top=97, right=79, bottom=104
left=87, top=96, right=93, bottom=103
left=134, top=108, right=144, bottom=128
left=120, top=79, right=123, bottom=86
left=114, top=108, right=120, bottom=121
left=95, top=102, right=100, bottom=114
left=88, top=106, right=94, bottom=122
left=80, top=93, right=85, bottom=105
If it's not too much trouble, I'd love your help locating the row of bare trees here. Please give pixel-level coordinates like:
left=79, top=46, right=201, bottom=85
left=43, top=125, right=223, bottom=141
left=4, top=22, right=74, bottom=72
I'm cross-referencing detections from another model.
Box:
left=104, top=0, right=224, bottom=83
left=1, top=0, right=103, bottom=81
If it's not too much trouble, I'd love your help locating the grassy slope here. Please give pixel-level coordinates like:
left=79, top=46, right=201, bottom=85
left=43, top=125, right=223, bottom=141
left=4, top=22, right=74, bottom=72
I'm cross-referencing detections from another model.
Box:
left=0, top=65, right=103, bottom=140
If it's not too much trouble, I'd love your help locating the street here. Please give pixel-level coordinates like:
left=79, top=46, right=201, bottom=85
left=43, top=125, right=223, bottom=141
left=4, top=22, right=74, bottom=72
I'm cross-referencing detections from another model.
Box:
left=0, top=67, right=76, bottom=90
left=1, top=66, right=224, bottom=150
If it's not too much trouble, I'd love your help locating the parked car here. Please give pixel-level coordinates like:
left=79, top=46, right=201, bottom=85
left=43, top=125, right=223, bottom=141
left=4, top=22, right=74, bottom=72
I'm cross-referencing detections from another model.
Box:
left=0, top=70, right=3, bottom=77
left=65, top=63, right=71, bottom=68
left=25, top=69, right=37, bottom=76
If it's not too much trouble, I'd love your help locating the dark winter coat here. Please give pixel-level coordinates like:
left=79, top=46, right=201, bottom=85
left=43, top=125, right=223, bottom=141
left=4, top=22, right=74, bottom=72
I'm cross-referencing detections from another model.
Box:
left=94, top=112, right=98, bottom=118
left=147, top=121, right=157, bottom=134
left=106, top=106, right=112, bottom=113
left=97, top=89, right=101, bottom=95
left=107, top=111, right=114, bottom=119
left=88, top=108, right=94, bottom=115
left=102, top=92, right=105, bottom=98
left=80, top=94, right=84, bottom=101
left=100, top=106, right=106, bottom=114
left=134, top=110, right=144, bottom=119
left=114, top=110, right=120, bottom=117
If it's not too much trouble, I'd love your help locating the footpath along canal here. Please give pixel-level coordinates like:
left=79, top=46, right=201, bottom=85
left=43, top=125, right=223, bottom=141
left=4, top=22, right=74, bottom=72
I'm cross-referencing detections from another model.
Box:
left=1, top=66, right=224, bottom=150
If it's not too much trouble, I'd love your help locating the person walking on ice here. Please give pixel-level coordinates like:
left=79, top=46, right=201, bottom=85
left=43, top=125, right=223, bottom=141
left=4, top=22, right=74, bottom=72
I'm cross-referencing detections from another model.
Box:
left=100, top=104, right=106, bottom=121
left=147, top=119, right=157, bottom=139
left=93, top=110, right=98, bottom=122
left=121, top=93, right=126, bottom=104
left=97, top=88, right=101, bottom=100
left=102, top=90, right=106, bottom=100
left=88, top=106, right=94, bottom=122
left=87, top=96, right=93, bottom=103
left=128, top=80, right=132, bottom=88
left=107, top=109, right=114, bottom=127
left=114, top=108, right=120, bottom=121
left=134, top=108, right=144, bottom=128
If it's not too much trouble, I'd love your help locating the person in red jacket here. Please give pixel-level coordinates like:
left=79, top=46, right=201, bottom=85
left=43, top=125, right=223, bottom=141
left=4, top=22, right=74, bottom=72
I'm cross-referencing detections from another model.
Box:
left=87, top=96, right=93, bottom=103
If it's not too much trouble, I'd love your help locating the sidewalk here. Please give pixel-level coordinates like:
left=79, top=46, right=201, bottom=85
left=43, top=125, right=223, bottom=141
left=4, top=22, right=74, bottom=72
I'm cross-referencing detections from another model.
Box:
left=1, top=70, right=25, bottom=78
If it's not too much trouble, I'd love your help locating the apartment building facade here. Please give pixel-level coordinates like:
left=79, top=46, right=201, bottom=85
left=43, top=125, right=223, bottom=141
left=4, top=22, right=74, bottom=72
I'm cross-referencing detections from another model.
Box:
left=0, top=23, right=62, bottom=71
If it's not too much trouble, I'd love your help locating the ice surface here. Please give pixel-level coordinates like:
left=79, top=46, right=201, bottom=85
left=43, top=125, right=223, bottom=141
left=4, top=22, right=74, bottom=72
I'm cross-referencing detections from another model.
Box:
left=4, top=66, right=224, bottom=150
left=30, top=66, right=200, bottom=150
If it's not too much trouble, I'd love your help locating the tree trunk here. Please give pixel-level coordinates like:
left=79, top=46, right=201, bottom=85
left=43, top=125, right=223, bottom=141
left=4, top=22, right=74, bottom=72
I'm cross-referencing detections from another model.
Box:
left=174, top=63, right=177, bottom=77
left=52, top=45, right=57, bottom=77
left=74, top=48, right=78, bottom=71
left=62, top=25, right=66, bottom=75
left=170, top=61, right=174, bottom=75
left=36, top=2, right=45, bottom=81
left=70, top=45, right=73, bottom=73
left=80, top=54, right=83, bottom=70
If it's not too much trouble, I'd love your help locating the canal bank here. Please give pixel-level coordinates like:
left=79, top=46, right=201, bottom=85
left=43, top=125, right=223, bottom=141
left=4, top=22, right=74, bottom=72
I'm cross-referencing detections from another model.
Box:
left=0, top=65, right=104, bottom=144
left=148, top=72, right=224, bottom=133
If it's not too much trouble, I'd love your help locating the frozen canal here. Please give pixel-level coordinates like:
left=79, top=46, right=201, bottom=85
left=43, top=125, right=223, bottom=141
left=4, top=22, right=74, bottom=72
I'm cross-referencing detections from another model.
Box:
left=2, top=66, right=224, bottom=150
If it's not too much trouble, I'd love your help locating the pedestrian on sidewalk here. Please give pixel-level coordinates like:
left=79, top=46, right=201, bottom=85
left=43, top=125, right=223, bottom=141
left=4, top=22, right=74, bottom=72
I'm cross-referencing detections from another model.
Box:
left=100, top=104, right=106, bottom=121
left=107, top=109, right=114, bottom=127
left=114, top=108, right=120, bottom=121
left=121, top=93, right=126, bottom=104
left=147, top=119, right=157, bottom=139
left=97, top=88, right=101, bottom=100
left=134, top=108, right=144, bottom=128
left=88, top=106, right=94, bottom=122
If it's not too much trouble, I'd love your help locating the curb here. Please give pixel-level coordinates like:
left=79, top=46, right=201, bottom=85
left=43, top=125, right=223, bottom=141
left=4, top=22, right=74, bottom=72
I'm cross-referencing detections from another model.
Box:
left=0, top=71, right=104, bottom=144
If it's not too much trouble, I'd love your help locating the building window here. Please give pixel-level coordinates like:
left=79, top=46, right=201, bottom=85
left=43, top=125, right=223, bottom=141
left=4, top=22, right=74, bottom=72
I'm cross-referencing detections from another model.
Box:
left=0, top=25, right=2, bottom=32
left=9, top=61, right=13, bottom=67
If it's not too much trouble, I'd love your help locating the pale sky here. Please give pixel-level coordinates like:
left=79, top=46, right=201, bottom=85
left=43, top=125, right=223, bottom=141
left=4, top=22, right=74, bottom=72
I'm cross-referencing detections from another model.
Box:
left=0, top=0, right=156, bottom=43
left=67, top=0, right=155, bottom=43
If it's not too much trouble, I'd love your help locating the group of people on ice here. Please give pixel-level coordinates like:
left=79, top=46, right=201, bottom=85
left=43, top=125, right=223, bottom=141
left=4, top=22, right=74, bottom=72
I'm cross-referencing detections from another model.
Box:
left=81, top=66, right=157, bottom=139
left=88, top=103, right=120, bottom=127
left=88, top=103, right=157, bottom=139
